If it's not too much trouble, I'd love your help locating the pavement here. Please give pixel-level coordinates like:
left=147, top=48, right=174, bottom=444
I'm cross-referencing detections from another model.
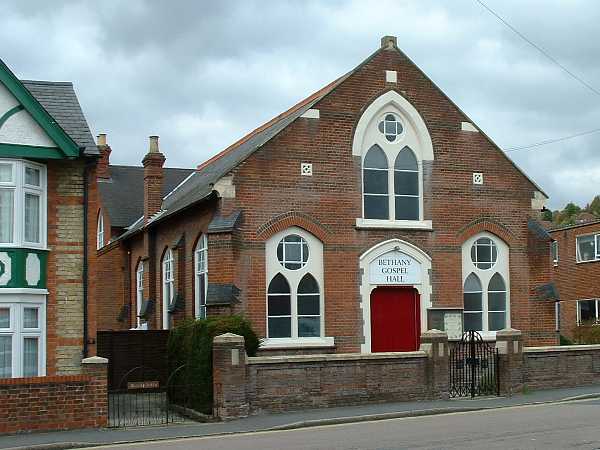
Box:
left=2, top=385, right=600, bottom=450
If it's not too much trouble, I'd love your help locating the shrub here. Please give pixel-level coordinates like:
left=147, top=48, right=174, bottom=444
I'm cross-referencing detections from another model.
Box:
left=572, top=324, right=600, bottom=345
left=560, top=334, right=574, bottom=346
left=167, top=315, right=259, bottom=414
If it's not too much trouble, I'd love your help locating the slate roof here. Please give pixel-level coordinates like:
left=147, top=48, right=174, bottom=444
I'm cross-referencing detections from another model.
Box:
left=21, top=80, right=97, bottom=155
left=528, top=218, right=553, bottom=242
left=98, top=165, right=194, bottom=228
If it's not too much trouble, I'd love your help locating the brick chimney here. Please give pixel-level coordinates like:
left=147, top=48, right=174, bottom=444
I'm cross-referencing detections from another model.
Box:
left=96, top=133, right=111, bottom=179
left=142, top=135, right=166, bottom=223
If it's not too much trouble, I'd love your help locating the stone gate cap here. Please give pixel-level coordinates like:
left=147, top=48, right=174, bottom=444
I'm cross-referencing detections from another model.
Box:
left=214, top=333, right=245, bottom=344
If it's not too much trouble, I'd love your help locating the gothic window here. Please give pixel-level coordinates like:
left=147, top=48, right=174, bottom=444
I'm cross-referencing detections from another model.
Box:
left=194, top=234, right=208, bottom=319
left=162, top=249, right=174, bottom=329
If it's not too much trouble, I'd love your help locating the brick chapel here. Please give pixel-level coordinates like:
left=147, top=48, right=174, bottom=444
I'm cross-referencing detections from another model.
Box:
left=91, top=36, right=559, bottom=353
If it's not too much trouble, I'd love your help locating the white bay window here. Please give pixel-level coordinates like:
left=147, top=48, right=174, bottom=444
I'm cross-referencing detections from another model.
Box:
left=0, top=160, right=46, bottom=248
left=0, top=299, right=45, bottom=379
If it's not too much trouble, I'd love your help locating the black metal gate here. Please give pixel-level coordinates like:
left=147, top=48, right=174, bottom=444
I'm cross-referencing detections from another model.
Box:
left=449, top=330, right=499, bottom=398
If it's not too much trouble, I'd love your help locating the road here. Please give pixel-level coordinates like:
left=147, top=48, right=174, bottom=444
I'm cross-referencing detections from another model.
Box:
left=88, top=398, right=600, bottom=450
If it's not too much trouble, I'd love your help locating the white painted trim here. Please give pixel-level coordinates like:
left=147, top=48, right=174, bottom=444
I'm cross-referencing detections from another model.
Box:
left=260, top=336, right=334, bottom=349
left=352, top=90, right=434, bottom=160
left=359, top=239, right=432, bottom=353
left=355, top=218, right=433, bottom=230
left=300, top=108, right=320, bottom=119
left=461, top=121, right=479, bottom=132
left=0, top=288, right=48, bottom=295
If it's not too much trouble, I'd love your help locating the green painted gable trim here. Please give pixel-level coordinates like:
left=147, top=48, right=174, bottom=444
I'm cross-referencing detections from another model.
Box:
left=0, top=59, right=80, bottom=159
left=0, top=143, right=65, bottom=160
left=0, top=104, right=24, bottom=130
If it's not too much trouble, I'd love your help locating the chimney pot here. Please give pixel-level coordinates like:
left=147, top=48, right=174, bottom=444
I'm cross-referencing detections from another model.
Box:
left=381, top=35, right=397, bottom=50
left=97, top=133, right=107, bottom=146
left=149, top=135, right=160, bottom=153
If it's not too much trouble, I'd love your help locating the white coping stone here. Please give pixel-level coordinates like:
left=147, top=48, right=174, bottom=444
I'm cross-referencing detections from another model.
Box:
left=524, top=344, right=600, bottom=353
left=82, top=356, right=109, bottom=364
left=461, top=121, right=479, bottom=132
left=248, top=350, right=428, bottom=365
left=496, top=328, right=522, bottom=337
left=300, top=108, right=320, bottom=119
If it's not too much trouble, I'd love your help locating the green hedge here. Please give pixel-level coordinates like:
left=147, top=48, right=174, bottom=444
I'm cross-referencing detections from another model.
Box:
left=572, top=324, right=600, bottom=345
left=167, top=315, right=259, bottom=414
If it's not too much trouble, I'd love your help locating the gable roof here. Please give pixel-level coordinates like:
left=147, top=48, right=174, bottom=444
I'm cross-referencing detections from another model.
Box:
left=0, top=58, right=93, bottom=158
left=121, top=40, right=548, bottom=237
left=21, top=80, right=97, bottom=156
left=98, top=165, right=194, bottom=228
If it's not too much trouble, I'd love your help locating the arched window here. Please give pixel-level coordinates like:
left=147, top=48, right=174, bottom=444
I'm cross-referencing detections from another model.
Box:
left=297, top=274, right=320, bottom=337
left=488, top=273, right=506, bottom=331
left=135, top=261, right=144, bottom=328
left=463, top=273, right=483, bottom=331
left=96, top=210, right=104, bottom=250
left=363, top=145, right=389, bottom=220
left=394, top=146, right=419, bottom=220
left=265, top=226, right=326, bottom=344
left=462, top=232, right=510, bottom=334
left=162, top=249, right=174, bottom=329
left=194, top=234, right=208, bottom=319
left=267, top=273, right=291, bottom=338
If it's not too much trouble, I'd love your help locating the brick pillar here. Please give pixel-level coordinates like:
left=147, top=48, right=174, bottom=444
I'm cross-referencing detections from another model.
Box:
left=420, top=329, right=449, bottom=399
left=96, top=133, right=111, bottom=179
left=496, top=328, right=523, bottom=396
left=212, top=333, right=248, bottom=420
left=142, top=136, right=166, bottom=224
left=82, top=356, right=109, bottom=427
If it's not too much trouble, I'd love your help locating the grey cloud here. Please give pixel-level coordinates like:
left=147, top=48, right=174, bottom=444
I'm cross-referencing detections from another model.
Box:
left=2, top=0, right=599, bottom=208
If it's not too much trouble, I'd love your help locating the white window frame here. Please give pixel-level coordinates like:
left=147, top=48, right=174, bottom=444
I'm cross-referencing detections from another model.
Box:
left=97, top=210, right=104, bottom=250
left=135, top=261, right=144, bottom=328
left=576, top=299, right=600, bottom=325
left=0, top=296, right=46, bottom=379
left=162, top=249, right=174, bottom=330
left=352, top=91, right=434, bottom=231
left=263, top=226, right=332, bottom=349
left=462, top=232, right=510, bottom=338
left=194, top=234, right=208, bottom=319
left=551, top=240, right=559, bottom=266
left=0, top=159, right=47, bottom=249
left=576, top=233, right=600, bottom=263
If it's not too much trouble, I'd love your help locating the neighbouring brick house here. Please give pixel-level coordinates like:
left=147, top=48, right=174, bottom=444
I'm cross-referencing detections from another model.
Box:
left=93, top=36, right=558, bottom=353
left=0, top=58, right=98, bottom=378
left=550, top=219, right=600, bottom=338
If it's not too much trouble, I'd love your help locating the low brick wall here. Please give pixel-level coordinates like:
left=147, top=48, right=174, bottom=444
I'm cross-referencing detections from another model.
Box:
left=213, top=331, right=449, bottom=419
left=247, top=352, right=430, bottom=412
left=0, top=357, right=108, bottom=434
left=524, top=345, right=600, bottom=390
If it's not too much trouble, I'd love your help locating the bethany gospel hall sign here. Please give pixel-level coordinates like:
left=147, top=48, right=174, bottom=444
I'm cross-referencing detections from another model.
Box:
left=369, top=250, right=422, bottom=285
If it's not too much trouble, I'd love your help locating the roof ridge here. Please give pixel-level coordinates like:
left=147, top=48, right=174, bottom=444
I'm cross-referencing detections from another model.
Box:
left=109, top=164, right=194, bottom=170
left=195, top=74, right=345, bottom=172
left=20, top=79, right=73, bottom=86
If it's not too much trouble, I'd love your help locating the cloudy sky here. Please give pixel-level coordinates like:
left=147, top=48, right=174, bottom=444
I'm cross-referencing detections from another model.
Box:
left=3, top=0, right=599, bottom=209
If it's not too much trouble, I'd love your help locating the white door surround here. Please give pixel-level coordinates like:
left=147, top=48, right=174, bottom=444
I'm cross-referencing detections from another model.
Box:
left=359, top=238, right=432, bottom=353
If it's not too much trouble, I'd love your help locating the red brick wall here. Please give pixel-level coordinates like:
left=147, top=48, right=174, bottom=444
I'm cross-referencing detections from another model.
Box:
left=551, top=222, right=600, bottom=338
left=0, top=362, right=107, bottom=434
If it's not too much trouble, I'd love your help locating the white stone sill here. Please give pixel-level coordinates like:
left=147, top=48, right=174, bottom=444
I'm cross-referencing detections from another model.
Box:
left=0, top=288, right=48, bottom=295
left=355, top=218, right=433, bottom=230
left=248, top=350, right=427, bottom=365
left=525, top=344, right=600, bottom=353
left=260, top=337, right=335, bottom=350
left=576, top=259, right=600, bottom=265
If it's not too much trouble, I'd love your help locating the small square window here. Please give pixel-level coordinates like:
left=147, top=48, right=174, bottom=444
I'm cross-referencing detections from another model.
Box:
left=0, top=164, right=13, bottom=183
left=25, top=167, right=41, bottom=187
left=301, top=163, right=312, bottom=176
left=473, top=173, right=484, bottom=185
left=23, top=308, right=39, bottom=329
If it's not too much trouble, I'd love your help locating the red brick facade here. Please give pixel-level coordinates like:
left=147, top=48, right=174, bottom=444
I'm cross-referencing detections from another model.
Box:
left=92, top=39, right=556, bottom=351
left=550, top=221, right=600, bottom=338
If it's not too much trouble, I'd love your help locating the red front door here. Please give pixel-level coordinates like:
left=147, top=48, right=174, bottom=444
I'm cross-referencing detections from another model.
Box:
left=370, top=287, right=420, bottom=352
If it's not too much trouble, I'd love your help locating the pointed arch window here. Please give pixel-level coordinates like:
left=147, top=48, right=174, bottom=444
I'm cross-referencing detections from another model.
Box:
left=463, top=273, right=483, bottom=331
left=488, top=273, right=506, bottom=331
left=267, top=273, right=291, bottom=338
left=362, top=145, right=389, bottom=220
left=394, top=147, right=419, bottom=220
left=297, top=274, right=320, bottom=337
left=135, top=261, right=144, bottom=328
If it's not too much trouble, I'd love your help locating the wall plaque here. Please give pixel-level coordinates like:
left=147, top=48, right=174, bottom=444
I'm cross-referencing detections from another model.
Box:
left=369, top=250, right=421, bottom=285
